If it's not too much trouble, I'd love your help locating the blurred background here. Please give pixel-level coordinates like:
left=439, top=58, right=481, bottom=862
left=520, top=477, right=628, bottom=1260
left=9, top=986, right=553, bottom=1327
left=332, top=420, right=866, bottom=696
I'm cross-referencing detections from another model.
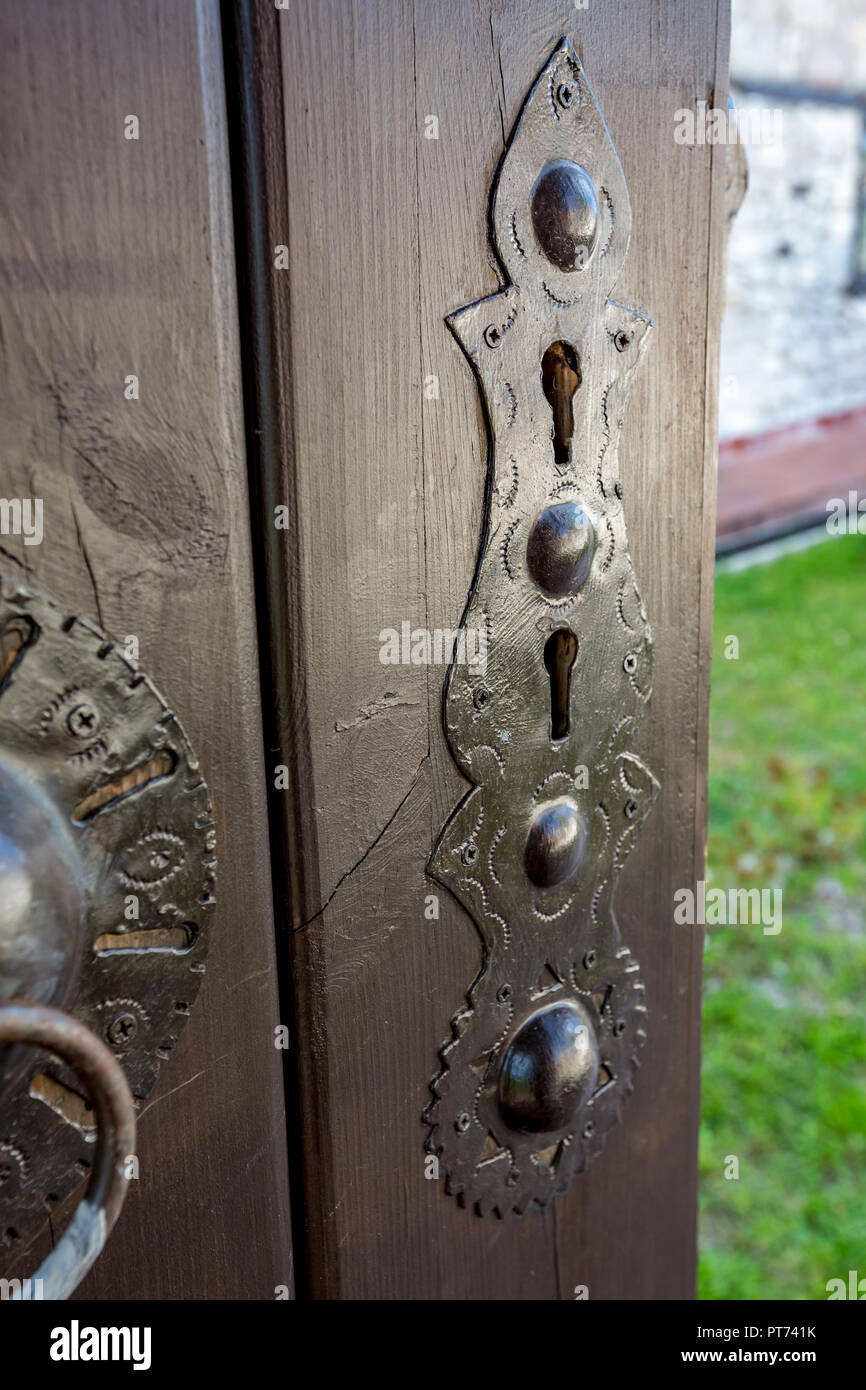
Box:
left=701, top=0, right=866, bottom=1299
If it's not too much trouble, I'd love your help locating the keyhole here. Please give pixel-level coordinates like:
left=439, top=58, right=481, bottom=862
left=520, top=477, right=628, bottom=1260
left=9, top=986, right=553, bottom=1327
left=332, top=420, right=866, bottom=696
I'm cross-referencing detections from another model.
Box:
left=541, top=341, right=581, bottom=466
left=544, top=628, right=578, bottom=741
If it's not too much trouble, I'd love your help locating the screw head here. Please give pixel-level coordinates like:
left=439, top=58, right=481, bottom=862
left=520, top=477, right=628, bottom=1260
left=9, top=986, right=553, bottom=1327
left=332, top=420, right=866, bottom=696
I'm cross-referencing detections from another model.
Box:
left=582, top=949, right=597, bottom=970
left=66, top=701, right=100, bottom=738
left=473, top=686, right=491, bottom=712
left=614, top=330, right=633, bottom=352
left=107, top=1013, right=137, bottom=1046
left=496, top=983, right=512, bottom=1004
left=624, top=798, right=638, bottom=820
left=623, top=652, right=637, bottom=675
left=461, top=842, right=479, bottom=867
left=613, top=1019, right=626, bottom=1038
left=557, top=82, right=575, bottom=109
left=582, top=1120, right=595, bottom=1139
left=455, top=1112, right=471, bottom=1134
left=484, top=324, right=502, bottom=349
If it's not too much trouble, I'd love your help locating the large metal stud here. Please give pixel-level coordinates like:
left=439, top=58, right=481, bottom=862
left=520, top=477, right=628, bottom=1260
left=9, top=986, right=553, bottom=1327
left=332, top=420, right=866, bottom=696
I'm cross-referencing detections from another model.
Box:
left=498, top=1000, right=600, bottom=1133
left=530, top=160, right=599, bottom=271
left=524, top=797, right=586, bottom=887
left=526, top=501, right=596, bottom=597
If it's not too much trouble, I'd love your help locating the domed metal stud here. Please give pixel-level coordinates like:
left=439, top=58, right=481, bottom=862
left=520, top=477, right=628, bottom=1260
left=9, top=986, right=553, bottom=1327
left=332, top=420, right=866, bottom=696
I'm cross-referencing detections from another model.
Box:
left=524, top=796, right=586, bottom=888
left=498, top=999, right=600, bottom=1133
left=530, top=160, right=599, bottom=272
left=526, top=501, right=596, bottom=597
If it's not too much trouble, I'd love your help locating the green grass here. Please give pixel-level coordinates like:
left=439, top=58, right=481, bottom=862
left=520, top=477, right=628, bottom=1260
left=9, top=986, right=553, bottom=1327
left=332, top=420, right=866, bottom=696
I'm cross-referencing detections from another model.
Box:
left=699, top=533, right=866, bottom=1300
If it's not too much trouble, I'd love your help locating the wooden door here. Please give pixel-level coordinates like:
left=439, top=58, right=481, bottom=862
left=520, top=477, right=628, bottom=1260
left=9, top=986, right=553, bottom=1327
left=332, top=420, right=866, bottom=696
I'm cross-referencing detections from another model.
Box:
left=228, top=0, right=728, bottom=1300
left=0, top=0, right=293, bottom=1299
left=0, top=0, right=728, bottom=1301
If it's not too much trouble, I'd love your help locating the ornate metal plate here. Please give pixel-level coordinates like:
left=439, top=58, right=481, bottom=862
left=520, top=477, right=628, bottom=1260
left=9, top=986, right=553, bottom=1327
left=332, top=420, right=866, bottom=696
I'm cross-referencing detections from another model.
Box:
left=0, top=577, right=215, bottom=1254
left=426, top=38, right=659, bottom=1215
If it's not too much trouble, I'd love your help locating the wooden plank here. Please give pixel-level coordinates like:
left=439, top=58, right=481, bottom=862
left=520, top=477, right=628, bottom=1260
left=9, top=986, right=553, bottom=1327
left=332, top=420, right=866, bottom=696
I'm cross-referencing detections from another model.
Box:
left=251, top=0, right=729, bottom=1298
left=0, top=0, right=293, bottom=1298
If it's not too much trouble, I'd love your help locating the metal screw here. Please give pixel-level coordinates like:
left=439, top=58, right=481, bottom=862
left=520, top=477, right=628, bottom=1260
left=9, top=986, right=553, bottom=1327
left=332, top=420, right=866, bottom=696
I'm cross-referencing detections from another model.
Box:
left=614, top=330, right=633, bottom=352
left=473, top=686, right=491, bottom=712
left=624, top=798, right=638, bottom=820
left=623, top=652, right=637, bottom=675
left=66, top=701, right=100, bottom=738
left=557, top=82, right=574, bottom=109
left=455, top=1112, right=471, bottom=1134
left=107, top=1013, right=137, bottom=1046
left=582, top=950, right=597, bottom=970
left=497, top=983, right=512, bottom=1004
left=484, top=324, right=502, bottom=349
left=582, top=1121, right=595, bottom=1139
left=613, top=1019, right=626, bottom=1037
left=461, top=842, right=479, bottom=867
left=506, top=1168, right=521, bottom=1187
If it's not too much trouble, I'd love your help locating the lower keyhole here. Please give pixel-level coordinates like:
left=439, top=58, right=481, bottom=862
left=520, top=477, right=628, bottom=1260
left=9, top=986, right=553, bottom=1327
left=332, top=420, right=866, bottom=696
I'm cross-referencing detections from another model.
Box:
left=544, top=628, right=578, bottom=741
left=541, top=341, right=581, bottom=466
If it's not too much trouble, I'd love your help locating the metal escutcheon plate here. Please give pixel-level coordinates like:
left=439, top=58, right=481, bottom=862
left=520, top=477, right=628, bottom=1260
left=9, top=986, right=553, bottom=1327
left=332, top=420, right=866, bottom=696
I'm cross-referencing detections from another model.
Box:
left=425, top=38, right=659, bottom=1216
left=0, top=578, right=216, bottom=1256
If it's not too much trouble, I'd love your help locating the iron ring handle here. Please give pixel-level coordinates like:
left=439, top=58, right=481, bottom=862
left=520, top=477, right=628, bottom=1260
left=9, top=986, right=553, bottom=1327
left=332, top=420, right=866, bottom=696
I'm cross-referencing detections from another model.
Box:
left=0, top=1000, right=136, bottom=1300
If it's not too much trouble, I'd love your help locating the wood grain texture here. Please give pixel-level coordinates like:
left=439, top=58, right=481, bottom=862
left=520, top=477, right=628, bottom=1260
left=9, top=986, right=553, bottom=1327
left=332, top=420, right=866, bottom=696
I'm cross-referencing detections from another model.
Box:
left=0, top=0, right=293, bottom=1298
left=251, top=0, right=728, bottom=1298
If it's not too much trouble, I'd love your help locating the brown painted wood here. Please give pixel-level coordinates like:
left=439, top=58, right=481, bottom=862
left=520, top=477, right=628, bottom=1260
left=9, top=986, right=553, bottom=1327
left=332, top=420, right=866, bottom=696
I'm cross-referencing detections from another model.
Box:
left=243, top=0, right=729, bottom=1299
left=0, top=0, right=293, bottom=1298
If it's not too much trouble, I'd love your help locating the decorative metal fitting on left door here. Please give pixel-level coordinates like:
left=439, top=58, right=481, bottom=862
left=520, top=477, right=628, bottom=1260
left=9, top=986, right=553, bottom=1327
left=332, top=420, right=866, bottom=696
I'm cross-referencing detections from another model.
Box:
left=0, top=578, right=216, bottom=1290
left=425, top=38, right=659, bottom=1216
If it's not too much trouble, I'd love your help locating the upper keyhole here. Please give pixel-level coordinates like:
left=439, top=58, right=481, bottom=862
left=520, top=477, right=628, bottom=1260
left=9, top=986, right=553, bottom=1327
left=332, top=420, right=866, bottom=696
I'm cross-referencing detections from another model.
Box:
left=541, top=341, right=581, bottom=466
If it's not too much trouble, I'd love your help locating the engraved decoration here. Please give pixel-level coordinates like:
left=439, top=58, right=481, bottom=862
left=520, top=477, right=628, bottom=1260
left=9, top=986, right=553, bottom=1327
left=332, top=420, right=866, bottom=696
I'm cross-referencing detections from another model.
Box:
left=426, top=39, right=659, bottom=1215
left=0, top=578, right=215, bottom=1253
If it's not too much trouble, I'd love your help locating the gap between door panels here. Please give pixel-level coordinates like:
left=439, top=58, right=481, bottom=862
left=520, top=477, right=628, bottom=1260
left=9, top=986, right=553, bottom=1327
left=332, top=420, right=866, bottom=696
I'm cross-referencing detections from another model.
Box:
left=219, top=0, right=316, bottom=1301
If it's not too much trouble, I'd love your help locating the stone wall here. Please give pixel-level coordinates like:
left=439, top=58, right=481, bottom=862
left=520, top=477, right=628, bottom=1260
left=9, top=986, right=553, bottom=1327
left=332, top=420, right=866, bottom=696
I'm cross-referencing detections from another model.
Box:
left=720, top=0, right=866, bottom=439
